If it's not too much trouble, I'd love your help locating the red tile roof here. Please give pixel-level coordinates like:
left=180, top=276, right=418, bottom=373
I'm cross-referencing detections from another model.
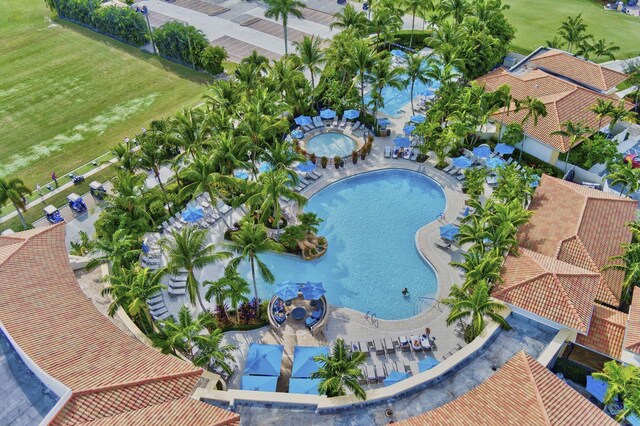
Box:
left=398, top=351, right=617, bottom=426
left=625, top=287, right=640, bottom=355
left=0, top=225, right=239, bottom=425
left=529, top=49, right=628, bottom=92
left=576, top=304, right=628, bottom=359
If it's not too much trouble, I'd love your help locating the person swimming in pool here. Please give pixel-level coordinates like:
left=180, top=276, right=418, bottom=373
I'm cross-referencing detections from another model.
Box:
left=402, top=287, right=409, bottom=296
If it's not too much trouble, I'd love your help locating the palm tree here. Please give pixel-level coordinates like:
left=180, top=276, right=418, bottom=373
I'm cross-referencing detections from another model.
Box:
left=369, top=56, right=404, bottom=130
left=226, top=221, right=283, bottom=316
left=161, top=227, right=231, bottom=312
left=441, top=280, right=511, bottom=343
left=493, top=84, right=512, bottom=141
left=590, top=99, right=615, bottom=131
left=311, top=339, right=366, bottom=400
left=0, top=176, right=31, bottom=230
left=264, top=0, right=305, bottom=56
left=369, top=8, right=402, bottom=47
left=262, top=140, right=305, bottom=182
left=583, top=38, right=619, bottom=62
left=551, top=120, right=593, bottom=173
left=351, top=40, right=377, bottom=115
left=402, top=0, right=428, bottom=48
left=171, top=107, right=210, bottom=161
left=606, top=101, right=635, bottom=135
left=515, top=96, right=547, bottom=161
left=451, top=250, right=504, bottom=287
left=456, top=215, right=489, bottom=253
left=87, top=228, right=141, bottom=272
left=294, top=35, right=325, bottom=109
left=404, top=53, right=430, bottom=115
left=439, top=0, right=470, bottom=24
left=137, top=135, right=172, bottom=214
left=152, top=305, right=216, bottom=359
left=192, top=327, right=237, bottom=373
left=101, top=266, right=166, bottom=333
left=330, top=4, right=369, bottom=36
left=606, top=162, right=640, bottom=196
left=205, top=267, right=251, bottom=322
left=592, top=361, right=640, bottom=410
left=604, top=241, right=640, bottom=302
left=556, top=13, right=593, bottom=54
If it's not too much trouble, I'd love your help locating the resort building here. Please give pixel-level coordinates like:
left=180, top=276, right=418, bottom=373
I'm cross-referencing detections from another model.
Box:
left=476, top=47, right=632, bottom=166
left=0, top=225, right=239, bottom=425
left=493, top=174, right=639, bottom=363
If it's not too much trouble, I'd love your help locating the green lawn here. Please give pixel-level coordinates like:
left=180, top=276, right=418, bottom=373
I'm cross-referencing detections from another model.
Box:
left=504, top=0, right=640, bottom=59
left=0, top=0, right=212, bottom=189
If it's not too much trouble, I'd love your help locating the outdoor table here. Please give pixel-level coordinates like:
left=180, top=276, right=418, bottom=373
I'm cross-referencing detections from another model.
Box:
left=291, top=307, right=306, bottom=320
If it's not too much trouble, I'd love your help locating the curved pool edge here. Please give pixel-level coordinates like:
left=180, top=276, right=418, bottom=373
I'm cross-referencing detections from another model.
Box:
left=299, top=128, right=364, bottom=159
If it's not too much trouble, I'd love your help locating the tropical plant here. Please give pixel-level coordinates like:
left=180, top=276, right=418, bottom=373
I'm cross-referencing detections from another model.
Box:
left=590, top=99, right=615, bottom=131
left=403, top=53, right=430, bottom=115
left=462, top=168, right=487, bottom=203
left=205, top=267, right=251, bottom=323
left=151, top=305, right=213, bottom=357
left=402, top=0, right=430, bottom=48
left=604, top=240, right=640, bottom=303
left=311, top=339, right=367, bottom=400
left=456, top=215, right=489, bottom=253
left=161, top=227, right=231, bottom=311
left=192, top=326, right=237, bottom=373
left=501, top=122, right=523, bottom=146
left=298, top=212, right=323, bottom=234
left=555, top=14, right=593, bottom=54
left=226, top=220, right=284, bottom=316
left=87, top=228, right=141, bottom=273
left=451, top=249, right=504, bottom=287
left=578, top=38, right=619, bottom=62
left=351, top=40, right=377, bottom=115
left=69, top=230, right=95, bottom=256
left=294, top=35, right=325, bottom=109
left=368, top=55, right=404, bottom=129
left=264, top=0, right=305, bottom=55
left=551, top=120, right=594, bottom=173
left=592, top=360, right=640, bottom=421
left=515, top=96, right=547, bottom=161
left=153, top=22, right=209, bottom=68
left=137, top=134, right=173, bottom=213
left=606, top=162, right=640, bottom=197
left=0, top=176, right=32, bottom=230
left=330, top=4, right=369, bottom=36
left=606, top=101, right=636, bottom=135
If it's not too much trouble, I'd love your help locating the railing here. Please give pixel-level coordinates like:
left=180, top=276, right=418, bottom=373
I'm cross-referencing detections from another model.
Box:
left=364, top=311, right=379, bottom=328
left=414, top=297, right=442, bottom=316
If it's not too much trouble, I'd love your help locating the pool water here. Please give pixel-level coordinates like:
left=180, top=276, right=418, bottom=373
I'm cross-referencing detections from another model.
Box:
left=364, top=73, right=441, bottom=118
left=239, top=169, right=446, bottom=319
left=306, top=132, right=357, bottom=158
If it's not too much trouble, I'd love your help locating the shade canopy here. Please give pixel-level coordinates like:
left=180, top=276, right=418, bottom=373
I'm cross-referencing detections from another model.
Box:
left=586, top=375, right=608, bottom=403
left=258, top=162, right=272, bottom=173
left=244, top=344, right=284, bottom=376
left=291, top=129, right=305, bottom=139
left=472, top=146, right=492, bottom=159
left=320, top=109, right=336, bottom=119
left=439, top=224, right=459, bottom=241
left=240, top=375, right=278, bottom=392
left=403, top=125, right=416, bottom=135
left=182, top=206, right=204, bottom=223
left=452, top=156, right=473, bottom=169
left=418, top=356, right=440, bottom=372
left=410, top=115, right=426, bottom=123
left=628, top=413, right=640, bottom=426
left=294, top=115, right=312, bottom=126
left=234, top=169, right=249, bottom=180
left=383, top=370, right=410, bottom=386
left=390, top=49, right=407, bottom=58
left=300, top=281, right=326, bottom=300
left=291, top=346, right=329, bottom=378
left=296, top=161, right=317, bottom=173
left=377, top=118, right=391, bottom=128
left=344, top=109, right=360, bottom=120
left=394, top=137, right=411, bottom=148
left=274, top=282, right=300, bottom=301
left=494, top=143, right=515, bottom=155
left=485, top=157, right=505, bottom=169
left=289, top=378, right=322, bottom=395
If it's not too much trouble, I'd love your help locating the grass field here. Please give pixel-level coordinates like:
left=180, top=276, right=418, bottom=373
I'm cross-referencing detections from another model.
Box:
left=504, top=0, right=640, bottom=59
left=0, top=0, right=212, bottom=189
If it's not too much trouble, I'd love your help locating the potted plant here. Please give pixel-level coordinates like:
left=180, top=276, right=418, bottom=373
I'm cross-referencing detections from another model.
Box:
left=334, top=155, right=342, bottom=169
left=310, top=153, right=317, bottom=164
left=352, top=150, right=358, bottom=164
left=321, top=156, right=328, bottom=168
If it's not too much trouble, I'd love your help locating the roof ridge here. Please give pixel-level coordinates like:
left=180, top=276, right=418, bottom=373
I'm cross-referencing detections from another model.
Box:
left=552, top=272, right=591, bottom=333
left=70, top=369, right=204, bottom=396
left=521, top=353, right=553, bottom=426
left=492, top=271, right=551, bottom=295
left=593, top=303, right=628, bottom=325
left=522, top=247, right=599, bottom=276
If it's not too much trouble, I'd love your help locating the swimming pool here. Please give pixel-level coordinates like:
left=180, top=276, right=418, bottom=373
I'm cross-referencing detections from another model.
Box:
left=305, top=132, right=357, bottom=158
left=364, top=74, right=440, bottom=118
left=238, top=169, right=446, bottom=319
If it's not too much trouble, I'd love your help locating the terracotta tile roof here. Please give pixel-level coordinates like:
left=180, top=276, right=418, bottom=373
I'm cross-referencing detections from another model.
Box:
left=494, top=248, right=600, bottom=333
left=529, top=49, right=628, bottom=92
left=0, top=225, right=239, bottom=425
left=576, top=304, right=628, bottom=359
left=398, top=351, right=617, bottom=426
left=625, top=287, right=640, bottom=354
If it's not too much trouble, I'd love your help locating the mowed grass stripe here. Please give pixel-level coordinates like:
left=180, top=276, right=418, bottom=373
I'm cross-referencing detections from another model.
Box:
left=0, top=0, right=212, bottom=188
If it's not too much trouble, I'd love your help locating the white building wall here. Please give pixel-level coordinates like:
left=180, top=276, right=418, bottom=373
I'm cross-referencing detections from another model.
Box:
left=622, top=349, right=640, bottom=367
left=507, top=304, right=566, bottom=332
left=516, top=136, right=557, bottom=164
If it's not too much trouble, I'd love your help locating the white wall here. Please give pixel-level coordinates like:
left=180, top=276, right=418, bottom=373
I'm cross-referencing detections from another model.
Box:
left=622, top=349, right=640, bottom=367
left=516, top=136, right=556, bottom=164
left=507, top=304, right=567, bottom=332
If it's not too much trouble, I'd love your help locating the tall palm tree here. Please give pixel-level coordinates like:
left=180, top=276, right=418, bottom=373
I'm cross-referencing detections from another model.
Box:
left=192, top=327, right=237, bottom=373
left=137, top=135, right=172, bottom=214
left=369, top=8, right=402, bottom=47
left=606, top=162, right=640, bottom=196
left=369, top=56, right=404, bottom=130
left=551, top=120, right=593, bottom=173
left=0, top=176, right=31, bottom=230
left=404, top=53, right=430, bottom=115
left=311, top=339, right=366, bottom=400
left=441, top=280, right=511, bottom=343
left=351, top=40, right=377, bottom=115
left=261, top=140, right=305, bottom=182
left=604, top=241, right=640, bottom=303
left=606, top=101, right=635, bottom=135
left=439, top=0, right=470, bottom=24
left=87, top=228, right=141, bottom=273
left=592, top=360, right=640, bottom=414
left=590, top=99, right=615, bottom=131
left=580, top=38, right=619, bottom=62
left=101, top=266, right=166, bottom=333
left=226, top=221, right=283, bottom=316
left=152, top=305, right=216, bottom=359
left=330, top=4, right=369, bottom=36
left=264, top=0, right=305, bottom=56
left=557, top=13, right=593, bottom=53
left=402, top=0, right=428, bottom=48
left=294, top=35, right=325, bottom=110
left=493, top=84, right=512, bottom=142
left=171, top=107, right=210, bottom=161
left=456, top=215, right=489, bottom=253
left=515, top=96, right=547, bottom=161
left=161, top=227, right=231, bottom=312
left=450, top=250, right=504, bottom=287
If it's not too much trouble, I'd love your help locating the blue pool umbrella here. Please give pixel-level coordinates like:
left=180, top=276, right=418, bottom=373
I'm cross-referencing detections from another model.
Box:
left=472, top=146, right=492, bottom=159
left=289, top=378, right=323, bottom=395
left=241, top=375, right=278, bottom=392
left=244, top=344, right=284, bottom=376
left=410, top=115, right=426, bottom=123
left=294, top=115, right=312, bottom=126
left=320, top=109, right=336, bottom=119
left=377, top=118, right=391, bottom=128
left=300, top=281, right=326, bottom=300
left=494, top=143, right=515, bottom=155
left=485, top=157, right=505, bottom=169
left=390, top=49, right=406, bottom=58
left=586, top=375, right=608, bottom=403
left=439, top=224, right=459, bottom=241
left=291, top=346, right=329, bottom=378
left=394, top=136, right=411, bottom=148
left=452, top=156, right=473, bottom=169
left=234, top=169, right=249, bottom=180
left=291, top=129, right=305, bottom=139
left=418, top=356, right=440, bottom=372
left=383, top=370, right=410, bottom=386
left=344, top=109, right=360, bottom=120
left=403, top=125, right=416, bottom=134
left=297, top=161, right=317, bottom=173
left=258, top=162, right=272, bottom=173
left=182, top=206, right=204, bottom=223
left=274, top=283, right=300, bottom=301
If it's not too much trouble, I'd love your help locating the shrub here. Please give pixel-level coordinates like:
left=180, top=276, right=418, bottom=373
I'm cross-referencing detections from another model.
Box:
left=153, top=22, right=208, bottom=67
left=199, top=45, right=227, bottom=75
left=321, top=156, right=328, bottom=168
left=390, top=30, right=434, bottom=50
left=551, top=357, right=591, bottom=386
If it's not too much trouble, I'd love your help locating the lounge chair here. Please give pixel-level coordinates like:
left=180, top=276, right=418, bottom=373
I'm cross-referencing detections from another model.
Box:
left=332, top=116, right=339, bottom=127
left=399, top=336, right=411, bottom=352
left=447, top=167, right=459, bottom=176
left=142, top=256, right=160, bottom=266
left=150, top=306, right=168, bottom=318
left=384, top=361, right=398, bottom=375
left=358, top=341, right=370, bottom=357
left=403, top=149, right=411, bottom=160
left=350, top=121, right=361, bottom=131
left=383, top=337, right=395, bottom=354
left=313, top=116, right=323, bottom=128
left=310, top=170, right=323, bottom=179
left=403, top=363, right=412, bottom=374
left=384, top=146, right=391, bottom=158
left=349, top=341, right=361, bottom=353
left=434, top=239, right=451, bottom=251
left=506, top=157, right=513, bottom=164
left=392, top=148, right=401, bottom=159
left=443, top=164, right=454, bottom=173
left=168, top=287, right=186, bottom=296
left=410, top=335, right=422, bottom=351
left=339, top=116, right=347, bottom=128
left=367, top=366, right=377, bottom=383
left=148, top=293, right=163, bottom=304
left=456, top=173, right=466, bottom=182
left=148, top=299, right=164, bottom=310
left=376, top=339, right=385, bottom=356
left=359, top=366, right=368, bottom=384
left=373, top=362, right=386, bottom=381
left=420, top=334, right=431, bottom=350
